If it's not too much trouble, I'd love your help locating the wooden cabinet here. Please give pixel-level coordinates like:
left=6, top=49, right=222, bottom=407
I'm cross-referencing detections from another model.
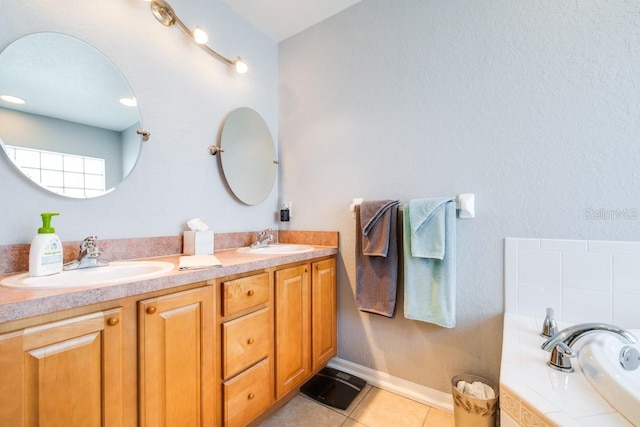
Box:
left=274, top=258, right=338, bottom=399
left=138, top=287, right=214, bottom=427
left=0, top=253, right=336, bottom=427
left=311, top=258, right=337, bottom=371
left=217, top=272, right=274, bottom=427
left=275, top=264, right=311, bottom=399
left=223, top=358, right=271, bottom=427
left=0, top=307, right=125, bottom=427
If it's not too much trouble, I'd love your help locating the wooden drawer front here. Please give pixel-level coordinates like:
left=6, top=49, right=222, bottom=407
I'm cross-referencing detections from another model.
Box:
left=222, top=272, right=270, bottom=316
left=222, top=308, right=271, bottom=379
left=224, top=358, right=271, bottom=427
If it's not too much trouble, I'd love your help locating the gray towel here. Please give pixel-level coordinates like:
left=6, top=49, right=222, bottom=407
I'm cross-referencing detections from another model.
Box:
left=356, top=200, right=400, bottom=317
left=361, top=199, right=399, bottom=256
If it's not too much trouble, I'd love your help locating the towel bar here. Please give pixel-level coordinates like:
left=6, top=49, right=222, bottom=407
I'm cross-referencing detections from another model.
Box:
left=350, top=194, right=475, bottom=219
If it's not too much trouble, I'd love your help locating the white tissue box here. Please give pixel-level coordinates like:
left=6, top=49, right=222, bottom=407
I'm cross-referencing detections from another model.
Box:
left=184, top=231, right=214, bottom=255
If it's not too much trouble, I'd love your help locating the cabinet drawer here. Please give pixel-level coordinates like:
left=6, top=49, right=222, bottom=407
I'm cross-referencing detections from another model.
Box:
left=222, top=272, right=270, bottom=316
left=222, top=308, right=271, bottom=379
left=223, top=358, right=271, bottom=427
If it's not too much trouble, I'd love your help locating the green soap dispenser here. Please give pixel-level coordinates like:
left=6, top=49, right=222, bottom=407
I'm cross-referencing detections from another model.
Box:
left=29, top=213, right=63, bottom=277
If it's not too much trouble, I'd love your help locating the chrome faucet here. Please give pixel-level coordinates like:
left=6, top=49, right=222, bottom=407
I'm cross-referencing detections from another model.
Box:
left=63, top=236, right=109, bottom=270
left=251, top=229, right=273, bottom=248
left=541, top=323, right=638, bottom=372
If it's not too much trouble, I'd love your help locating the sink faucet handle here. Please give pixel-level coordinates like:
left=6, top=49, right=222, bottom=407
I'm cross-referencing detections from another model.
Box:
left=541, top=307, right=558, bottom=337
left=80, top=236, right=98, bottom=249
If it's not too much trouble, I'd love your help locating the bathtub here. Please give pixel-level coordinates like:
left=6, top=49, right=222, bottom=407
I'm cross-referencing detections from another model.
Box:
left=500, top=313, right=637, bottom=426
left=579, top=332, right=640, bottom=426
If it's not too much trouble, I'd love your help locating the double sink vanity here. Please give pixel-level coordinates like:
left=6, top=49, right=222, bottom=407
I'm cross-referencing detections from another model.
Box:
left=0, top=233, right=338, bottom=427
left=0, top=27, right=329, bottom=427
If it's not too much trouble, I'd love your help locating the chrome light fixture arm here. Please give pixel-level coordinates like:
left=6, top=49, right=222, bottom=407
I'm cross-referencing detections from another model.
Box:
left=148, top=0, right=247, bottom=73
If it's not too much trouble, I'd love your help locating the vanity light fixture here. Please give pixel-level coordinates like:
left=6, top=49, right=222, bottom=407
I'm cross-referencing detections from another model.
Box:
left=0, top=95, right=26, bottom=104
left=146, top=0, right=248, bottom=74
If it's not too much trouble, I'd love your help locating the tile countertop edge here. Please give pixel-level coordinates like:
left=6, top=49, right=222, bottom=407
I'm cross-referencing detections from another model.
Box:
left=500, top=312, right=633, bottom=427
left=0, top=246, right=338, bottom=324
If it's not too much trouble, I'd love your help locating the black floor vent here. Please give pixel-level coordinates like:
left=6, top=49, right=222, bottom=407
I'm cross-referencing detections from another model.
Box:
left=300, top=367, right=367, bottom=410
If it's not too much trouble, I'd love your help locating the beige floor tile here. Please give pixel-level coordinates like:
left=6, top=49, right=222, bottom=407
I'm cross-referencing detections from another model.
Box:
left=341, top=419, right=369, bottom=427
left=422, top=407, right=454, bottom=427
left=349, top=388, right=430, bottom=427
left=259, top=395, right=347, bottom=427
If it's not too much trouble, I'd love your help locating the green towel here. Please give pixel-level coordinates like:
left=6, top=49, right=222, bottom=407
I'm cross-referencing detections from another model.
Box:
left=403, top=198, right=456, bottom=327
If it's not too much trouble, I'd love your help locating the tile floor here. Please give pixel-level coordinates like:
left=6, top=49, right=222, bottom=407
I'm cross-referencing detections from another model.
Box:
left=260, top=385, right=454, bottom=427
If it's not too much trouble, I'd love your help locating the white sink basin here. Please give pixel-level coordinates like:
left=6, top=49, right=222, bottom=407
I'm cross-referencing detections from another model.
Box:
left=237, top=244, right=314, bottom=255
left=578, top=332, right=640, bottom=426
left=0, top=261, right=175, bottom=289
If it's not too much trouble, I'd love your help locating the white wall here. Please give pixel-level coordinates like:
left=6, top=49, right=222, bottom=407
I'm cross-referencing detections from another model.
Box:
left=0, top=0, right=278, bottom=244
left=279, top=0, right=640, bottom=392
left=505, top=238, right=640, bottom=329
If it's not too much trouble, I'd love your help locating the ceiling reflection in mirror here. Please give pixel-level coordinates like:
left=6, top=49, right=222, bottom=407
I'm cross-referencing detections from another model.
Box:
left=0, top=32, right=143, bottom=198
left=220, top=107, right=277, bottom=205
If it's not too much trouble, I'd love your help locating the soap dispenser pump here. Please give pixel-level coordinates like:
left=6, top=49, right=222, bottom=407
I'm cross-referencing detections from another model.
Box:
left=29, top=212, right=63, bottom=277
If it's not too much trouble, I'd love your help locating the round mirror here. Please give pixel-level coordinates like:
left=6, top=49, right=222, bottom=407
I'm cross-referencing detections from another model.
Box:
left=220, top=107, right=277, bottom=205
left=0, top=32, right=144, bottom=198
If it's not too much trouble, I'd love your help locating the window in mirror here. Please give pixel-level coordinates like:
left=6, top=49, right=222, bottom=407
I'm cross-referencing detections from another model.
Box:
left=0, top=32, right=145, bottom=198
left=4, top=145, right=106, bottom=197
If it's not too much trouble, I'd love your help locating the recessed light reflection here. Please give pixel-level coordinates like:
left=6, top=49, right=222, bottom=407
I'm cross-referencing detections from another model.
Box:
left=119, top=97, right=137, bottom=107
left=1, top=95, right=26, bottom=104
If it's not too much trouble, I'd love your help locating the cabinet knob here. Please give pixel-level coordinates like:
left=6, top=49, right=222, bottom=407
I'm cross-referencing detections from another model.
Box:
left=247, top=290, right=255, bottom=296
left=247, top=338, right=255, bottom=345
left=107, top=317, right=120, bottom=326
left=248, top=393, right=255, bottom=400
left=304, top=268, right=308, bottom=273
left=146, top=306, right=157, bottom=315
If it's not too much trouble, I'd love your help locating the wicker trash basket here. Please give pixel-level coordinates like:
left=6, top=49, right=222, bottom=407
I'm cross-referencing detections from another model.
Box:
left=451, top=374, right=499, bottom=427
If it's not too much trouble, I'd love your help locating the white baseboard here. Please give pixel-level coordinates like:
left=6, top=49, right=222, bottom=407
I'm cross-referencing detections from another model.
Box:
left=327, top=357, right=453, bottom=413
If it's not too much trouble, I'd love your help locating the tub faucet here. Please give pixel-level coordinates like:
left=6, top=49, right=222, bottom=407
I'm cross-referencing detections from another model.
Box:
left=541, top=323, right=638, bottom=372
left=63, top=236, right=109, bottom=270
left=251, top=229, right=273, bottom=248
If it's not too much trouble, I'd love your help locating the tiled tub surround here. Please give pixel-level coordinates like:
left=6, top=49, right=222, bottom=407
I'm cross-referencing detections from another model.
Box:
left=501, top=238, right=640, bottom=427
left=0, top=230, right=338, bottom=324
left=504, top=238, right=640, bottom=328
left=501, top=313, right=636, bottom=426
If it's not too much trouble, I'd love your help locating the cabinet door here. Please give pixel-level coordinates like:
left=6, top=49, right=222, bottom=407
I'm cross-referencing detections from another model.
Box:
left=0, top=308, right=124, bottom=427
left=138, top=287, right=214, bottom=427
left=312, top=258, right=337, bottom=371
left=275, top=264, right=310, bottom=399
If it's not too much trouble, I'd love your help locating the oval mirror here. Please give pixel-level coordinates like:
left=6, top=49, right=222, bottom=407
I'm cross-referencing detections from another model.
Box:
left=220, top=107, right=277, bottom=205
left=0, top=32, right=144, bottom=198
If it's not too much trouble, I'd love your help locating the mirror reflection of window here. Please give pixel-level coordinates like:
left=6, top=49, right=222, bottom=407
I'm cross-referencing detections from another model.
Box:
left=0, top=32, right=143, bottom=198
left=4, top=145, right=106, bottom=197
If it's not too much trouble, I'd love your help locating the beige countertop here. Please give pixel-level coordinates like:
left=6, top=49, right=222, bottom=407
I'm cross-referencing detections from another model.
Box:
left=0, top=246, right=337, bottom=324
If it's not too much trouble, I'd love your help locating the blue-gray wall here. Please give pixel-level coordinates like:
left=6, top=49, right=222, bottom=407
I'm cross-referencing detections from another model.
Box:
left=0, top=108, right=123, bottom=188
left=0, top=0, right=278, bottom=244
left=279, top=0, right=640, bottom=391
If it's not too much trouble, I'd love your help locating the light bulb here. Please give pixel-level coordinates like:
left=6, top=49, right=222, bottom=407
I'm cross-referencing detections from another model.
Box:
left=192, top=26, right=208, bottom=45
left=234, top=58, right=248, bottom=74
left=0, top=95, right=25, bottom=104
